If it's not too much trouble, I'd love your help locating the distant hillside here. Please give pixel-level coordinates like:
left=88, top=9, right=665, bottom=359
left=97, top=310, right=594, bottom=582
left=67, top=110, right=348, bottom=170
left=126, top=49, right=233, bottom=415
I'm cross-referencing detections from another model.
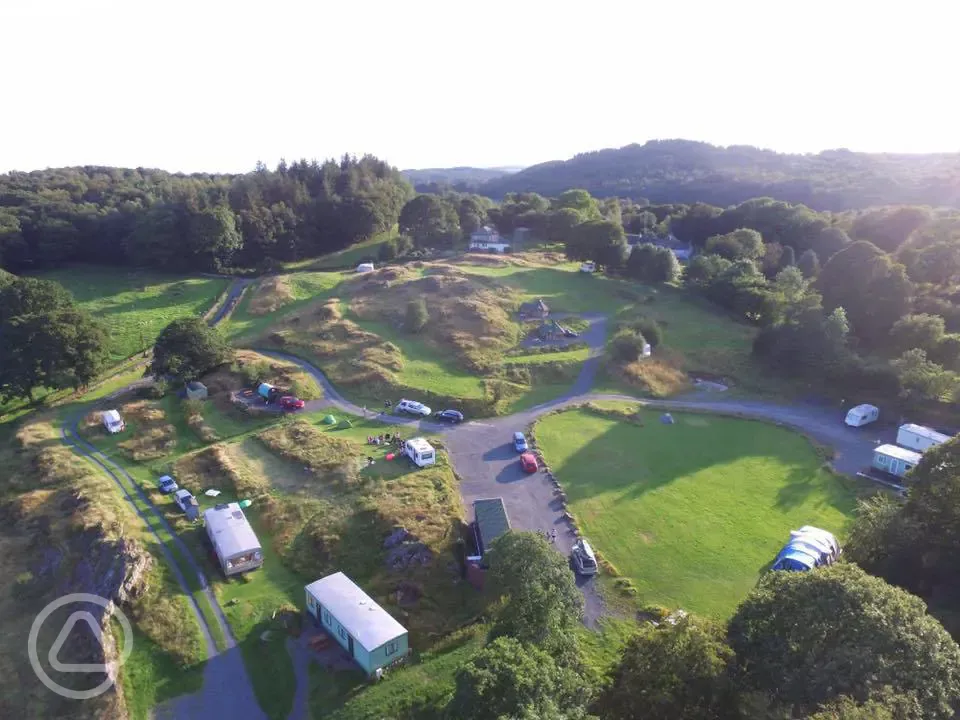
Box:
left=477, top=140, right=960, bottom=212
left=402, top=166, right=522, bottom=190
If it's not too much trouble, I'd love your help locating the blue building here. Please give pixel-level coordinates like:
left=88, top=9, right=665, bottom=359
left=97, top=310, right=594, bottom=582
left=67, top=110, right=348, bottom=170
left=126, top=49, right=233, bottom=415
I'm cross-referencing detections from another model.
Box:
left=304, top=572, right=409, bottom=676
left=872, top=444, right=922, bottom=479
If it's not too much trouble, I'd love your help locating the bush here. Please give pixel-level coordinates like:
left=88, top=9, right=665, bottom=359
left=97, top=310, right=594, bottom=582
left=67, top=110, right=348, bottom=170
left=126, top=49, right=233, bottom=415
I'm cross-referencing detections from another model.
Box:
left=610, top=329, right=647, bottom=362
left=405, top=298, right=429, bottom=333
left=628, top=316, right=662, bottom=348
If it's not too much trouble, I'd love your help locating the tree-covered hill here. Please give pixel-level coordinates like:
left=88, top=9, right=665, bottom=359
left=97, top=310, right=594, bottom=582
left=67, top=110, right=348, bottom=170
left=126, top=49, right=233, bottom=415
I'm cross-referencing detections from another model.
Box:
left=402, top=166, right=522, bottom=192
left=478, top=139, right=960, bottom=211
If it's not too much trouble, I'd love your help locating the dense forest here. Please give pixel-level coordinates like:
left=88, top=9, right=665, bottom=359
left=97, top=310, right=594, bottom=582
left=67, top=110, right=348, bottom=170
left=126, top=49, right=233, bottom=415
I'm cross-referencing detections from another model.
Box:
left=0, top=156, right=413, bottom=273
left=401, top=166, right=519, bottom=188
left=424, top=140, right=960, bottom=211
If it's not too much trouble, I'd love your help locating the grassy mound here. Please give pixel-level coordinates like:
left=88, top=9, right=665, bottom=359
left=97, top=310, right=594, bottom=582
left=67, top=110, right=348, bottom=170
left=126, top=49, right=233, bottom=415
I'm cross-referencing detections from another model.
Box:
left=247, top=275, right=296, bottom=316
left=535, top=405, right=868, bottom=618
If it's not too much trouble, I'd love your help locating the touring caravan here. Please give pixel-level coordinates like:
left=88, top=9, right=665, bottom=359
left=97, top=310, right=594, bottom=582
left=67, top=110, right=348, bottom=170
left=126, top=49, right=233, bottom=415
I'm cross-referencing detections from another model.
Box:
left=844, top=404, right=879, bottom=427
left=101, top=409, right=125, bottom=434
left=896, top=423, right=951, bottom=452
left=404, top=437, right=436, bottom=468
left=204, top=502, right=263, bottom=576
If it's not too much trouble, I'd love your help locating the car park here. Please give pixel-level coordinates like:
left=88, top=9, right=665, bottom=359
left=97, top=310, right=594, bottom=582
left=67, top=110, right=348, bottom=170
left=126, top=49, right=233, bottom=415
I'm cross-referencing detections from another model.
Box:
left=158, top=475, right=179, bottom=494
left=397, top=399, right=432, bottom=416
left=520, top=452, right=538, bottom=473
left=279, top=396, right=305, bottom=411
left=571, top=538, right=598, bottom=576
left=513, top=431, right=528, bottom=452
left=435, top=409, right=464, bottom=423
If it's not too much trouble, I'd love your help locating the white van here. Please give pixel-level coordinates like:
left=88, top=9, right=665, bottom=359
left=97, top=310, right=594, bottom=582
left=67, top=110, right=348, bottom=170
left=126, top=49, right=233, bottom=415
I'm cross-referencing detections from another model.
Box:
left=404, top=437, right=436, bottom=468
left=102, top=409, right=125, bottom=434
left=844, top=404, right=879, bottom=427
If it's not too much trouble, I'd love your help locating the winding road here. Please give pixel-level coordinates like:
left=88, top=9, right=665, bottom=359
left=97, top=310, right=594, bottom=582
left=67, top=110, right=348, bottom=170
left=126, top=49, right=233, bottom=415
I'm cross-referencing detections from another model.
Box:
left=60, top=292, right=893, bottom=718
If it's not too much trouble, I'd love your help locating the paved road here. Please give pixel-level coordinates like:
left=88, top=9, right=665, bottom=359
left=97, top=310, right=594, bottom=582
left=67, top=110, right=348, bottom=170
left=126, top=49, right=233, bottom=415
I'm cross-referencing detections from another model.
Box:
left=209, top=278, right=254, bottom=326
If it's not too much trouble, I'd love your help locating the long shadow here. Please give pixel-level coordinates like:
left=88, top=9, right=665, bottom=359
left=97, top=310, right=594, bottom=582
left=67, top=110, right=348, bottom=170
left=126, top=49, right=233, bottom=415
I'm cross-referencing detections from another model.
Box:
left=483, top=443, right=518, bottom=462
left=495, top=461, right=530, bottom=484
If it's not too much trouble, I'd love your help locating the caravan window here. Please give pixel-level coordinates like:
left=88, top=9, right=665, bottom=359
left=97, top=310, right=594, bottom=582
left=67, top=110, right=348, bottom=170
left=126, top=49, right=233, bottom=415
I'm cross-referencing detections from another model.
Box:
left=421, top=451, right=434, bottom=462
left=385, top=641, right=398, bottom=656
left=877, top=454, right=888, bottom=466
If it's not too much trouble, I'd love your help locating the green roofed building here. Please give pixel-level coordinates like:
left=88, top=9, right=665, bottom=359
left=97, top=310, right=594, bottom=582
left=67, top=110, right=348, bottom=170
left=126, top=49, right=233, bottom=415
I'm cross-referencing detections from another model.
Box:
left=472, top=497, right=511, bottom=557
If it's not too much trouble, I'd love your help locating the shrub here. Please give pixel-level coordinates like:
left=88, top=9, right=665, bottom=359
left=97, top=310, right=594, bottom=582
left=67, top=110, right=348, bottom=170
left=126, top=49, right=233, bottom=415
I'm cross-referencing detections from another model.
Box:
left=610, top=329, right=647, bottom=363
left=405, top=298, right=429, bottom=334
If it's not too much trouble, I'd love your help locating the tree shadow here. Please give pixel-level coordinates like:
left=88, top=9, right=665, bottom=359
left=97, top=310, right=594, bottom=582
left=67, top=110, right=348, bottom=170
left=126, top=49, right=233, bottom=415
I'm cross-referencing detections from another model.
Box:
left=495, top=461, right=529, bottom=484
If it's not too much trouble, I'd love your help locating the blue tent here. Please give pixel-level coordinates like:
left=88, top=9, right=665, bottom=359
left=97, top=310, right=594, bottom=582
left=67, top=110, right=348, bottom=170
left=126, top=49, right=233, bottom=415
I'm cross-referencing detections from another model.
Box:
left=771, top=526, right=841, bottom=572
left=772, top=548, right=818, bottom=572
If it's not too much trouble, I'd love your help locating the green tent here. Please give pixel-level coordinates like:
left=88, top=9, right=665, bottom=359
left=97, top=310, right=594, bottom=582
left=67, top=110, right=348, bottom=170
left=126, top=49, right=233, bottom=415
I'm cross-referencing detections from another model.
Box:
left=338, top=419, right=353, bottom=429
left=322, top=414, right=337, bottom=425
left=238, top=499, right=252, bottom=509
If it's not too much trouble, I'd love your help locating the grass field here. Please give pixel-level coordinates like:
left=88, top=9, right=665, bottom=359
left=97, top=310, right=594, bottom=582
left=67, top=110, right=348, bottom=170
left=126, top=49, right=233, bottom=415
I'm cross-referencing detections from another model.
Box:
left=226, top=271, right=345, bottom=340
left=35, top=266, right=229, bottom=361
left=535, top=405, right=867, bottom=618
left=283, top=230, right=398, bottom=271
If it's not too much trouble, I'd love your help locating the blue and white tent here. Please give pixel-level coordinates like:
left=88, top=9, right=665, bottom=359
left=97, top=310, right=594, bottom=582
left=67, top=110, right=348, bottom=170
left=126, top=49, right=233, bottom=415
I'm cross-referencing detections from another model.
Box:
left=771, top=526, right=841, bottom=572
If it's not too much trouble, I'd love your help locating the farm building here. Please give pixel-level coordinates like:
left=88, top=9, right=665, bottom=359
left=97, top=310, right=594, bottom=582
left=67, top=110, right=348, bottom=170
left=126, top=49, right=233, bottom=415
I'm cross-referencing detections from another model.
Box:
left=472, top=497, right=511, bottom=558
left=185, top=381, right=208, bottom=400
left=519, top=298, right=549, bottom=319
left=896, top=423, right=951, bottom=452
left=101, top=409, right=125, bottom=434
left=872, top=444, right=922, bottom=479
left=469, top=226, right=510, bottom=253
left=771, top=526, right=841, bottom=572
left=304, top=572, right=409, bottom=676
left=204, top=502, right=263, bottom=576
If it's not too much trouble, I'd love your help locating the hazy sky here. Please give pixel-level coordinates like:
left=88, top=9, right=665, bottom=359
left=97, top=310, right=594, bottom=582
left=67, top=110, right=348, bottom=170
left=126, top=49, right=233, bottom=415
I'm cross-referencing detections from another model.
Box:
left=2, top=1, right=957, bottom=174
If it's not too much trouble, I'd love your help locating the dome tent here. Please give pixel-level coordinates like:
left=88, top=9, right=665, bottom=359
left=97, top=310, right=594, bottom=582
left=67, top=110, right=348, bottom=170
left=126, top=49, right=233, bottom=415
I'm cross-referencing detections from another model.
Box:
left=771, top=526, right=841, bottom=572
left=322, top=414, right=337, bottom=425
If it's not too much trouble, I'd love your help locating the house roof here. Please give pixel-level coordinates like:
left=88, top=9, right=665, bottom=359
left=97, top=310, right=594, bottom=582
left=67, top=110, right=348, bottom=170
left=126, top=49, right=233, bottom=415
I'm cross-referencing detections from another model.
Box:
left=875, top=444, right=923, bottom=463
left=899, top=423, right=951, bottom=444
left=305, top=572, right=407, bottom=650
left=204, top=502, right=261, bottom=559
left=474, top=498, right=511, bottom=552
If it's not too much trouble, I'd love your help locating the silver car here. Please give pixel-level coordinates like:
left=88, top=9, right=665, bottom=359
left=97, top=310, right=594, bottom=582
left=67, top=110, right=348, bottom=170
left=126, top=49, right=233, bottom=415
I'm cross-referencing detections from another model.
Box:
left=571, top=539, right=598, bottom=576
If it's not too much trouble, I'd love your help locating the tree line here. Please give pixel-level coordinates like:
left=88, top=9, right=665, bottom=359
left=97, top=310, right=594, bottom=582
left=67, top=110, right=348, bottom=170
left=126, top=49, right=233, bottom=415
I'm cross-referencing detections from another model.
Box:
left=466, top=139, right=960, bottom=212
left=0, top=156, right=413, bottom=274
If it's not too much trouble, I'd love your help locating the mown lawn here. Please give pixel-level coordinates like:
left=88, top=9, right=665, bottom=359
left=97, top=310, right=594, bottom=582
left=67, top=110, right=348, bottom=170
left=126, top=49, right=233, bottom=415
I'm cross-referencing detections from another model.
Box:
left=284, top=230, right=398, bottom=271
left=35, top=266, right=229, bottom=361
left=347, top=316, right=486, bottom=399
left=535, top=405, right=865, bottom=618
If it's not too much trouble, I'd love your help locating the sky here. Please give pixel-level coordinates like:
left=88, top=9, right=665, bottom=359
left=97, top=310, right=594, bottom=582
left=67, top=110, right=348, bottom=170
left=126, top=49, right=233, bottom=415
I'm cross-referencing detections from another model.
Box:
left=2, top=0, right=958, bottom=174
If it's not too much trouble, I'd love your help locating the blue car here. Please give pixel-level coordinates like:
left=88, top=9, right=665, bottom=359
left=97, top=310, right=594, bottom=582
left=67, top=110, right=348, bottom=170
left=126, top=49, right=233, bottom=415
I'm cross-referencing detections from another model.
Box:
left=158, top=475, right=179, bottom=494
left=513, top=432, right=528, bottom=452
left=436, top=409, right=464, bottom=423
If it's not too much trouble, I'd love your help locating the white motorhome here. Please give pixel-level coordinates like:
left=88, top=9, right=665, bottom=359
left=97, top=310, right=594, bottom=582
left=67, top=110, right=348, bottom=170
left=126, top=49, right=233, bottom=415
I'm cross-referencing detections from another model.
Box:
left=204, top=502, right=263, bottom=576
left=101, top=409, right=125, bottom=434
left=844, top=404, right=879, bottom=427
left=897, top=423, right=951, bottom=452
left=403, top=437, right=436, bottom=468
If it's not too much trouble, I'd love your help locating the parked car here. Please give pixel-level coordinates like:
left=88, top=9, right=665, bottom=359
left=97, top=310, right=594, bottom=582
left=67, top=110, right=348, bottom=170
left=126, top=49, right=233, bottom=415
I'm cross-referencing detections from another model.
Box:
left=520, top=452, right=539, bottom=473
left=513, top=431, right=528, bottom=452
left=397, top=399, right=432, bottom=416
left=279, top=396, right=305, bottom=411
left=571, top=538, right=598, bottom=576
left=436, top=409, right=464, bottom=423
left=173, top=489, right=200, bottom=521
left=158, top=475, right=179, bottom=494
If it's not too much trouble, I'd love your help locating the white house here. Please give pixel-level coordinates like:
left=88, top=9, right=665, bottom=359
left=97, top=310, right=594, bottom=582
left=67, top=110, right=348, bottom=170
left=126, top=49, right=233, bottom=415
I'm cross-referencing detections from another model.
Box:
left=101, top=409, right=125, bottom=434
left=304, top=572, right=409, bottom=676
left=469, top=226, right=510, bottom=253
left=896, top=423, right=951, bottom=452
left=404, top=437, right=436, bottom=468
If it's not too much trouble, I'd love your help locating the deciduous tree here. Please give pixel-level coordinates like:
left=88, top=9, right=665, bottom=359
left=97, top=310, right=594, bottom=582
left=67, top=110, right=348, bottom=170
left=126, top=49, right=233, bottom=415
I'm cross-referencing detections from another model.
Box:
left=150, top=317, right=232, bottom=383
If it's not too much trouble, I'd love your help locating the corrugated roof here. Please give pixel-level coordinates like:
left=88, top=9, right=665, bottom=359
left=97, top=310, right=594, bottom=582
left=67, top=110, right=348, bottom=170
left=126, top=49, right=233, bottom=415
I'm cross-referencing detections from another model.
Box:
left=204, top=503, right=261, bottom=559
left=899, top=423, right=951, bottom=443
left=875, top=444, right=923, bottom=463
left=474, top=498, right=511, bottom=553
left=305, top=572, right=407, bottom=650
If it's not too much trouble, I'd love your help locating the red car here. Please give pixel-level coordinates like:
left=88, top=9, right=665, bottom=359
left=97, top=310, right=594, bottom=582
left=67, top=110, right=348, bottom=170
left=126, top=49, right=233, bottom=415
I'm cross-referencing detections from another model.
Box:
left=279, top=396, right=305, bottom=411
left=520, top=452, right=538, bottom=473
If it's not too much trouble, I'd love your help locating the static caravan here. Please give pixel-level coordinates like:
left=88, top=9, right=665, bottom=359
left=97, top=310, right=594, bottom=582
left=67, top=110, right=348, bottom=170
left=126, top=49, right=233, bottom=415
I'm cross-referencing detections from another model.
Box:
left=403, top=437, right=436, bottom=468
left=102, top=409, right=125, bottom=434
left=203, top=502, right=263, bottom=576
left=844, top=404, right=879, bottom=427
left=872, top=444, right=922, bottom=480
left=305, top=572, right=408, bottom=676
left=896, top=423, right=951, bottom=452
